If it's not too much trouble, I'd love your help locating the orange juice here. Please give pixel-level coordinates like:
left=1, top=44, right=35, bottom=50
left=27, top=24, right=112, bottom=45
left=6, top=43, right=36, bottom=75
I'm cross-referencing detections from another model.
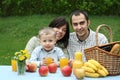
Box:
left=11, top=59, right=17, bottom=72
left=60, top=58, right=68, bottom=69
left=45, top=57, right=53, bottom=65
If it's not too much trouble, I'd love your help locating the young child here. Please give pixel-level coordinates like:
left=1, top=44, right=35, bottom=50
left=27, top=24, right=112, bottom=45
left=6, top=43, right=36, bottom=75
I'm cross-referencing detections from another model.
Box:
left=29, top=27, right=65, bottom=67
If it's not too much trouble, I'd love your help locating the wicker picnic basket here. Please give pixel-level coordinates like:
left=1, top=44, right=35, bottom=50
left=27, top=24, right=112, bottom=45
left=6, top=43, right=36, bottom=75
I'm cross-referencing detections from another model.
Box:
left=84, top=24, right=120, bottom=76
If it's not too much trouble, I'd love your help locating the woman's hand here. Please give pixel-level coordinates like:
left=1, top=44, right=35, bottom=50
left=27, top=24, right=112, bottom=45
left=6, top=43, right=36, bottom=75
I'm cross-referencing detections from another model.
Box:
left=68, top=59, right=73, bottom=68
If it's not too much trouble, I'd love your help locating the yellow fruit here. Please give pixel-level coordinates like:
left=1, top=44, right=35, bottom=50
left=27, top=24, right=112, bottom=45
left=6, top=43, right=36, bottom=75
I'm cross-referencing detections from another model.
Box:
left=101, top=66, right=109, bottom=75
left=74, top=68, right=85, bottom=79
left=97, top=69, right=107, bottom=77
left=72, top=60, right=84, bottom=71
left=85, top=72, right=99, bottom=78
left=84, top=62, right=97, bottom=71
left=88, top=59, right=102, bottom=69
left=73, top=52, right=84, bottom=72
left=74, top=52, right=83, bottom=60
left=82, top=66, right=95, bottom=73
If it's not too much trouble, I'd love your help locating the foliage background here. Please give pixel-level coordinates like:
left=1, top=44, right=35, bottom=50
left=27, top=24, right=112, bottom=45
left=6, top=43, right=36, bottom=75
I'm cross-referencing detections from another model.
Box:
left=0, top=0, right=120, bottom=16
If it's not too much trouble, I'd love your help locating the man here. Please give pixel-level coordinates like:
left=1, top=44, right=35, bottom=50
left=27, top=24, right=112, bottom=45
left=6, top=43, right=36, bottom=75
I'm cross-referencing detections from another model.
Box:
left=67, top=10, right=108, bottom=61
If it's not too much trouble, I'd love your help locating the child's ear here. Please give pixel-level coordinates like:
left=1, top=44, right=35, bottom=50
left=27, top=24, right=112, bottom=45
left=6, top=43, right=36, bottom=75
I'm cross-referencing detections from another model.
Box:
left=54, top=40, right=57, bottom=44
left=39, top=39, right=41, bottom=43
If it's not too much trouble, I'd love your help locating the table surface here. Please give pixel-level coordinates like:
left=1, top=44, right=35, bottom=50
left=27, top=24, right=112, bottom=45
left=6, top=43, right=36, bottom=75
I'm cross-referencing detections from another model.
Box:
left=0, top=65, right=120, bottom=80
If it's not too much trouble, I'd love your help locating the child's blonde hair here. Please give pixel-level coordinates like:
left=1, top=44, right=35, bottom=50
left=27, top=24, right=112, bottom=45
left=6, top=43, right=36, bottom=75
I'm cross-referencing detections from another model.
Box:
left=38, top=27, right=56, bottom=39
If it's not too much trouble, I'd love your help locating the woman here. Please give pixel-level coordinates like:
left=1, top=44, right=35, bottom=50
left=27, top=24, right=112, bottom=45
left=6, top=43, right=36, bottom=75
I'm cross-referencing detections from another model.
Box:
left=25, top=16, right=70, bottom=58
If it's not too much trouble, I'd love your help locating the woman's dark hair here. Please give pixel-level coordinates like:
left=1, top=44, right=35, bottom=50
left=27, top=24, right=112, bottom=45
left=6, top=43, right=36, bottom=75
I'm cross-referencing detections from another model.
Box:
left=70, top=10, right=89, bottom=25
left=48, top=16, right=69, bottom=48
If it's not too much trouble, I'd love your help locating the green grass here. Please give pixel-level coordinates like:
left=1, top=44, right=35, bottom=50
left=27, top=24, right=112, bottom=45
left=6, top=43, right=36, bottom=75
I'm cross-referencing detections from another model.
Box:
left=0, top=14, right=120, bottom=65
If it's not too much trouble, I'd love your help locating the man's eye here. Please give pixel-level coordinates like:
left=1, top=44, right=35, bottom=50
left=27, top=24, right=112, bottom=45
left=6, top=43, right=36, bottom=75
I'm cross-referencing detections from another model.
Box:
left=73, top=23, right=78, bottom=26
left=80, top=21, right=85, bottom=25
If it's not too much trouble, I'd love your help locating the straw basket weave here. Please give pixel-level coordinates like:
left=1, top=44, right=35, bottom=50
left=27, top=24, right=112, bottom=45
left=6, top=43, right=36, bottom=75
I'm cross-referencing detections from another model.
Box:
left=84, top=24, right=120, bottom=76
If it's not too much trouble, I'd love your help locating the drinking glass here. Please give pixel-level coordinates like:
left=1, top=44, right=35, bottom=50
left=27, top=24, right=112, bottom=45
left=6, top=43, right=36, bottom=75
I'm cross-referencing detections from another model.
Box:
left=11, top=58, right=17, bottom=72
left=60, top=58, right=68, bottom=69
left=45, top=57, right=53, bottom=65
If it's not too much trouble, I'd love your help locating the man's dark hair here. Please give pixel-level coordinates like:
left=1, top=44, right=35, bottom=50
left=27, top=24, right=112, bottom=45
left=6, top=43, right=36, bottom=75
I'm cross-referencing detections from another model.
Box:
left=70, top=10, right=89, bottom=24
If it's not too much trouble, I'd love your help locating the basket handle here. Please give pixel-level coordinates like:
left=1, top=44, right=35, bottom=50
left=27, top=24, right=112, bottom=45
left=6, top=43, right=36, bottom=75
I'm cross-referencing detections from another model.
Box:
left=96, top=24, right=113, bottom=46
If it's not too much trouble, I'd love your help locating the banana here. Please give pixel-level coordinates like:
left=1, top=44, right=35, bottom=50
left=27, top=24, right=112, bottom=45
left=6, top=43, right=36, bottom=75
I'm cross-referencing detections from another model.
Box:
left=101, top=66, right=109, bottom=75
left=85, top=72, right=99, bottom=78
left=84, top=62, right=97, bottom=71
left=88, top=59, right=102, bottom=69
left=97, top=69, right=107, bottom=77
left=82, top=66, right=95, bottom=73
left=88, top=59, right=109, bottom=75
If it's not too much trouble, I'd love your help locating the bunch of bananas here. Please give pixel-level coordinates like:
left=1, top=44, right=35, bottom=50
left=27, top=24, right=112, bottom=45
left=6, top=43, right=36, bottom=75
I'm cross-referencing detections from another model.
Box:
left=82, top=59, right=109, bottom=78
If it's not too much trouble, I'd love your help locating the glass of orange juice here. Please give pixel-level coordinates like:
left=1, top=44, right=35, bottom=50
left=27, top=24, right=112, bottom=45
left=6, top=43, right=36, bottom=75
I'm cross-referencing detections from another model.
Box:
left=45, top=57, right=53, bottom=65
left=60, top=58, right=68, bottom=69
left=11, top=57, right=17, bottom=72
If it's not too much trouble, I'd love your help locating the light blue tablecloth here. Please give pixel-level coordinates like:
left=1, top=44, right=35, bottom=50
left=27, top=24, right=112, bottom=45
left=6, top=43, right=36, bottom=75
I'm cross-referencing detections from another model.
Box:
left=0, top=65, right=120, bottom=80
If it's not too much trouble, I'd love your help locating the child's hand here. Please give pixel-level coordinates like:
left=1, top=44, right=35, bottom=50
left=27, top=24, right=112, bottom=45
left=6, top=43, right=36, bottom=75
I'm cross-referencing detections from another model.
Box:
left=42, top=58, right=47, bottom=65
left=51, top=58, right=54, bottom=63
left=41, top=58, right=54, bottom=65
left=25, top=65, right=29, bottom=71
